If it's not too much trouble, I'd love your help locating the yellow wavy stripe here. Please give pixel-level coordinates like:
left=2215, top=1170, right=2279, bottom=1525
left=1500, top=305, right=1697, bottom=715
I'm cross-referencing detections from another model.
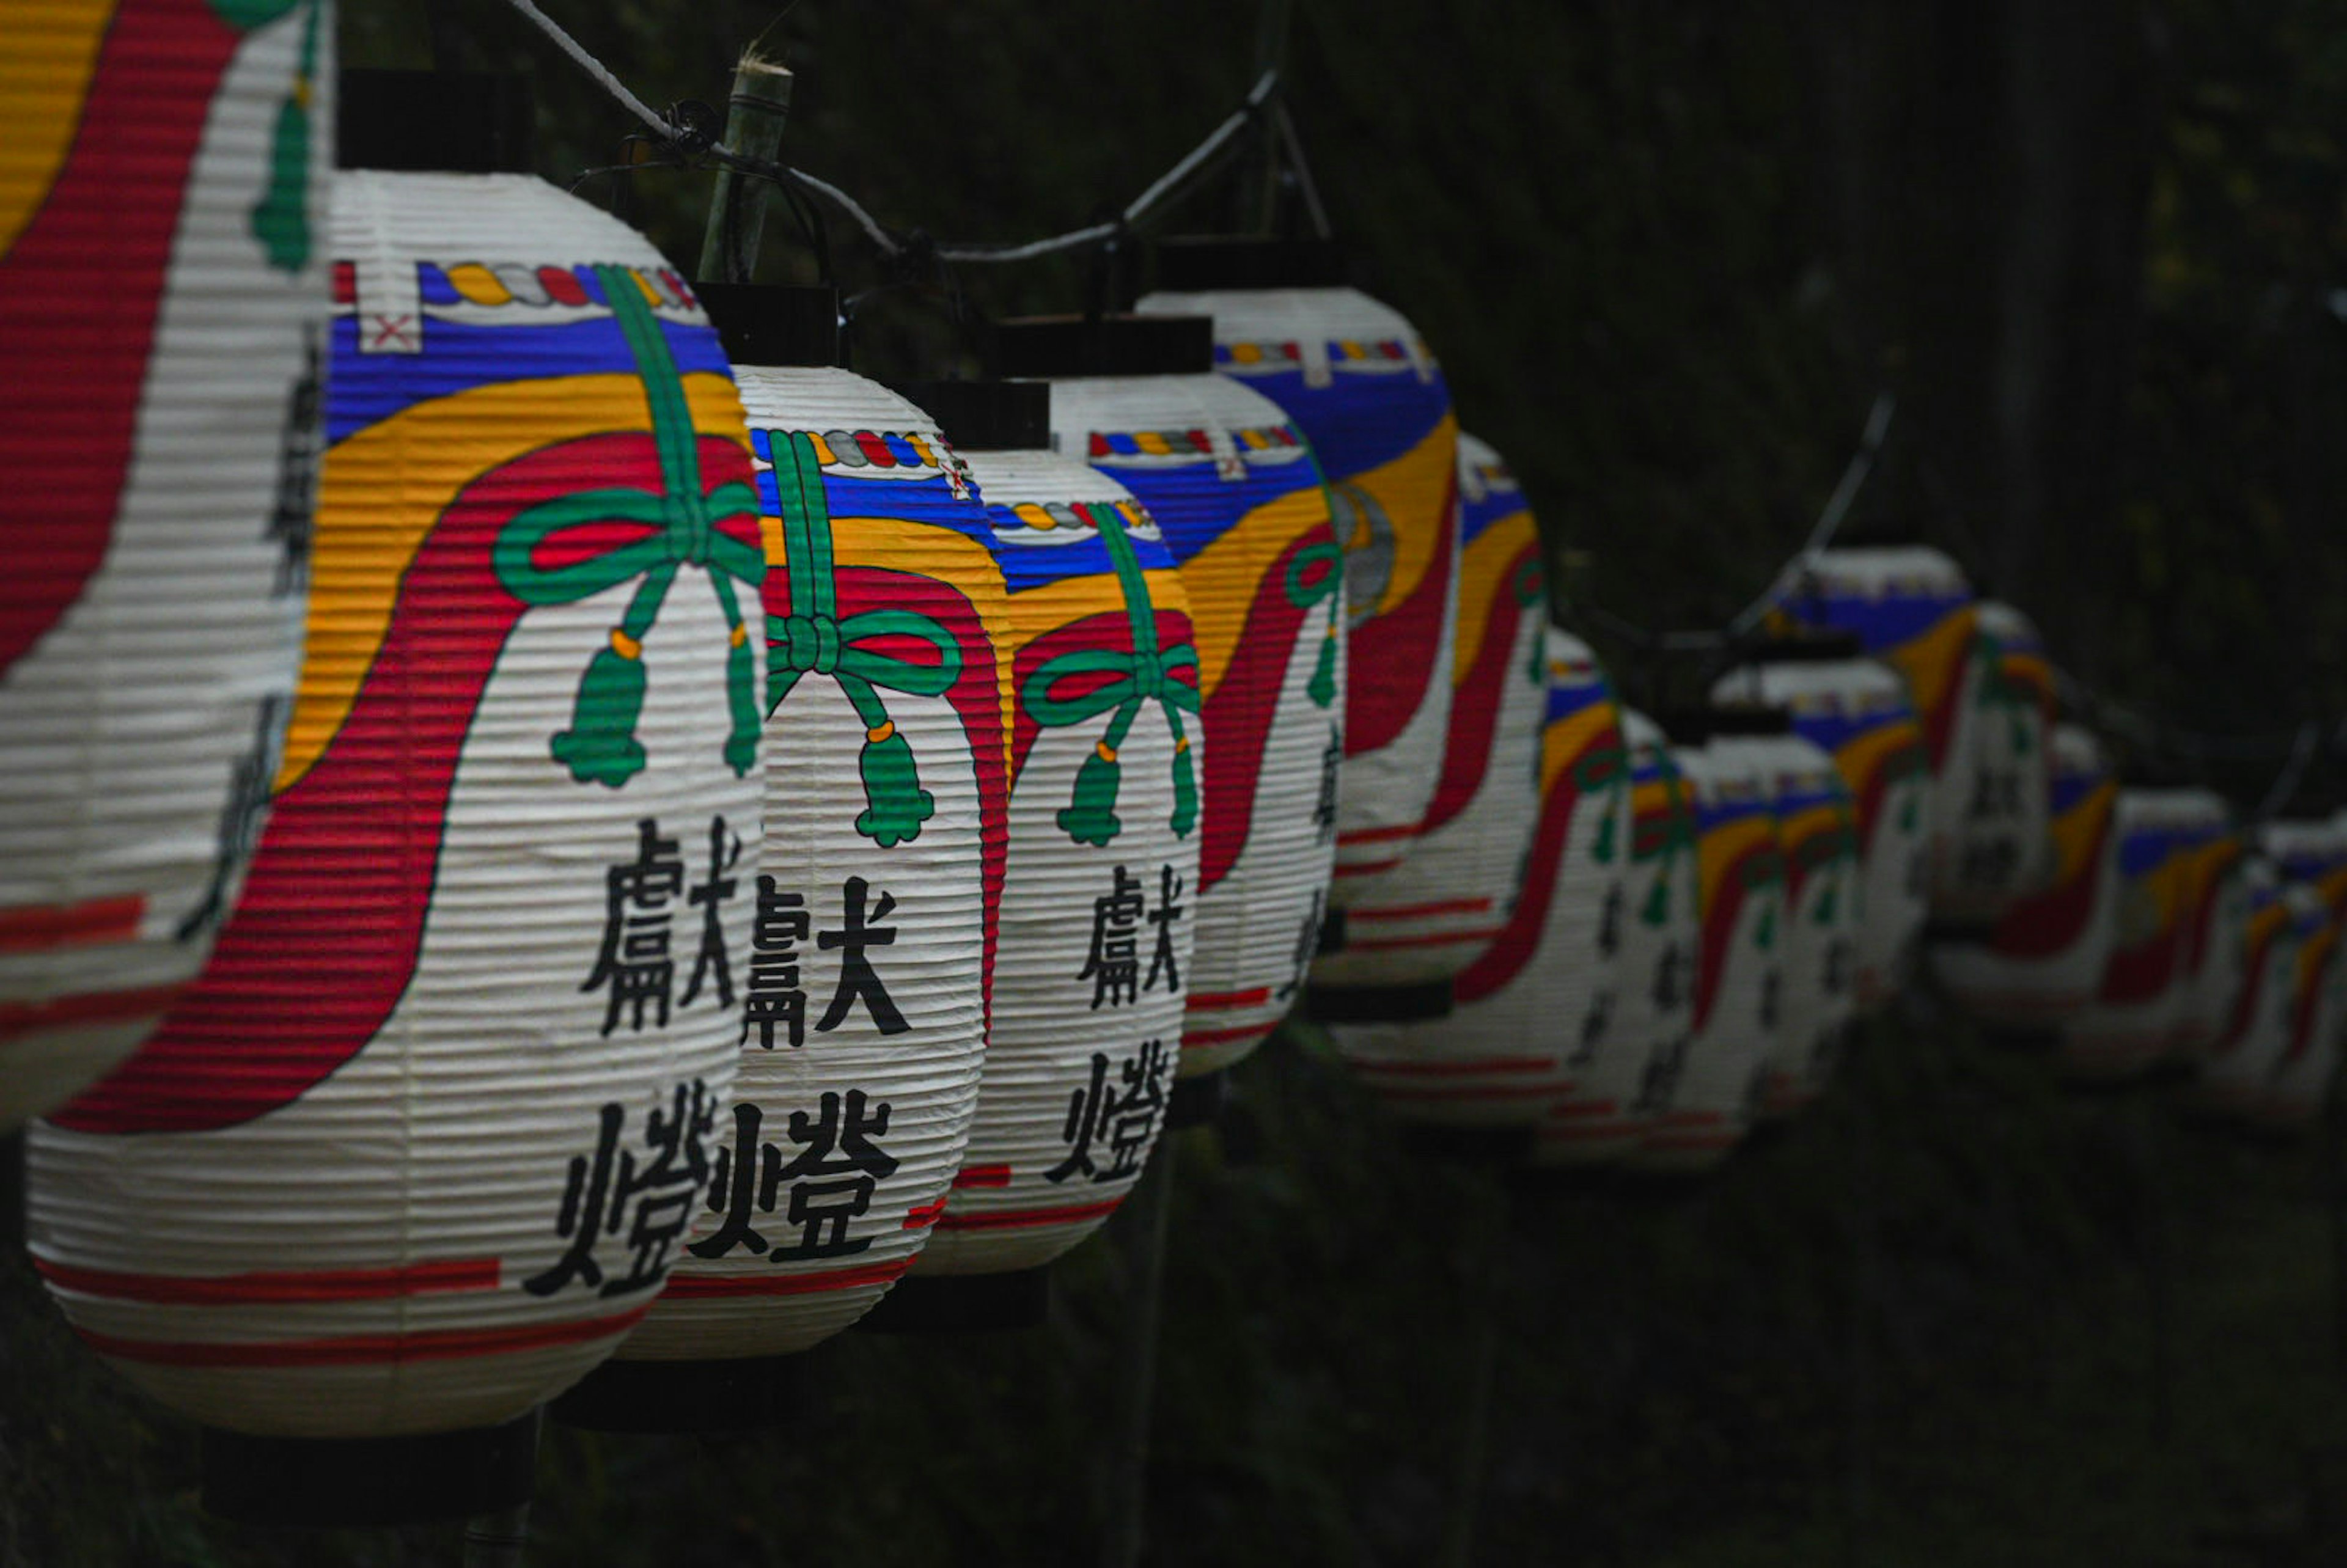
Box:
left=1540, top=697, right=1619, bottom=792
left=998, top=566, right=1189, bottom=658
left=1174, top=486, right=1332, bottom=700
left=1449, top=513, right=1536, bottom=692
left=1633, top=777, right=1678, bottom=822
left=0, top=0, right=119, bottom=260
left=2296, top=925, right=2339, bottom=996
left=1346, top=412, right=1460, bottom=618
left=1832, top=715, right=1925, bottom=795
left=1699, top=816, right=1776, bottom=904
left=1778, top=802, right=1846, bottom=859
left=282, top=371, right=751, bottom=791
left=2048, top=781, right=2118, bottom=884
left=1883, top=604, right=1980, bottom=738
left=828, top=515, right=1014, bottom=747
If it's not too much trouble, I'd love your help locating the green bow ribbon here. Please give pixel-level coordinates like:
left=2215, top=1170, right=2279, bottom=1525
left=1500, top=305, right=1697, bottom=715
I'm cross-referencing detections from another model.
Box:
left=212, top=0, right=318, bottom=273
left=493, top=265, right=765, bottom=787
left=1282, top=540, right=1343, bottom=709
left=763, top=431, right=964, bottom=848
left=1021, top=507, right=1202, bottom=848
left=1638, top=771, right=1700, bottom=928
left=1514, top=555, right=1548, bottom=684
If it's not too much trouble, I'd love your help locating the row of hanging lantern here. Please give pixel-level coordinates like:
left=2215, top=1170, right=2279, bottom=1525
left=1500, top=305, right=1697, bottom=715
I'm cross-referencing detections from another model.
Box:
left=9, top=28, right=2345, bottom=1530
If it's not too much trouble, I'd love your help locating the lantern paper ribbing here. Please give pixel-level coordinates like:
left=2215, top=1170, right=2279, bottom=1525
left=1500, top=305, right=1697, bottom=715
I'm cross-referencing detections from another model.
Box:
left=30, top=170, right=758, bottom=1437
left=914, top=450, right=1197, bottom=1273
left=2191, top=859, right=2302, bottom=1118
left=2062, top=789, right=2203, bottom=1079
left=1043, top=372, right=1338, bottom=1075
left=1136, top=284, right=1460, bottom=918
left=1533, top=705, right=1697, bottom=1165
left=2260, top=893, right=2346, bottom=1130
left=1336, top=636, right=1627, bottom=1126
left=1714, top=729, right=1859, bottom=1115
left=1637, top=730, right=1783, bottom=1171
left=2166, top=794, right=2248, bottom=1060
left=1929, top=723, right=2123, bottom=1027
left=1970, top=601, right=2057, bottom=900
left=617, top=370, right=1010, bottom=1360
left=1711, top=653, right=1930, bottom=1008
left=0, top=0, right=329, bottom=1127
left=1776, top=546, right=2019, bottom=921
left=1313, top=432, right=1544, bottom=986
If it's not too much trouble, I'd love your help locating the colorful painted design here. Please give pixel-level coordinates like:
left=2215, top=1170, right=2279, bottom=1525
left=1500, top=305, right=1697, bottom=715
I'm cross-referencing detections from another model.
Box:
left=2265, top=889, right=2347, bottom=1128
left=2063, top=789, right=2201, bottom=1076
left=1315, top=431, right=1546, bottom=986
left=1338, top=639, right=1626, bottom=1127
left=29, top=172, right=757, bottom=1440
left=0, top=0, right=328, bottom=1126
left=2191, top=861, right=2299, bottom=1118
left=1050, top=372, right=1339, bottom=1075
left=918, top=452, right=1198, bottom=1272
left=1136, top=284, right=1459, bottom=909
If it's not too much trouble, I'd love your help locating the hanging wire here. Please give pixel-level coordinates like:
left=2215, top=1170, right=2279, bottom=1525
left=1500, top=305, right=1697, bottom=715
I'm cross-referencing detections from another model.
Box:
left=1274, top=98, right=1333, bottom=240
left=1725, top=389, right=1896, bottom=638
left=2253, top=721, right=2323, bottom=820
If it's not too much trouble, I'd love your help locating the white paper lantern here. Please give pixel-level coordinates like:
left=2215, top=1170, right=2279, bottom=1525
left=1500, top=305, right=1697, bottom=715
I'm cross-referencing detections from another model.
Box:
left=2257, top=898, right=2346, bottom=1130
left=1711, top=642, right=1931, bottom=1008
left=31, top=163, right=757, bottom=1442
left=2164, top=791, right=2248, bottom=1061
left=2264, top=817, right=2347, bottom=922
left=0, top=0, right=329, bottom=1127
left=1016, top=324, right=1340, bottom=1077
left=2062, top=789, right=2203, bottom=1079
left=2191, top=859, right=2305, bottom=1118
left=1964, top=600, right=2058, bottom=900
left=1335, top=634, right=1626, bottom=1126
left=1634, top=714, right=1785, bottom=1171
left=1706, top=725, right=1860, bottom=1115
left=1139, top=244, right=1461, bottom=929
left=1313, top=431, right=1546, bottom=993
left=601, top=335, right=1010, bottom=1367
left=909, top=436, right=1198, bottom=1272
left=1928, top=722, right=2123, bottom=1027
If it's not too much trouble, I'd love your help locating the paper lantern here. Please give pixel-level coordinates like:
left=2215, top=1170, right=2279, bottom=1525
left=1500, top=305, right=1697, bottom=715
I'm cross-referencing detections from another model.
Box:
left=1139, top=242, right=1461, bottom=939
left=1964, top=600, right=2057, bottom=899
left=1711, top=637, right=1930, bottom=1008
left=0, top=0, right=329, bottom=1127
left=1312, top=431, right=1545, bottom=1000
left=2164, top=793, right=2248, bottom=1060
left=1004, top=317, right=1339, bottom=1079
left=28, top=139, right=759, bottom=1471
left=1531, top=705, right=1698, bottom=1165
left=1928, top=722, right=2123, bottom=1027
left=901, top=387, right=1197, bottom=1275
left=1707, top=723, right=1860, bottom=1115
left=1335, top=634, right=1626, bottom=1126
left=2263, top=817, right=2347, bottom=921
left=2062, top=789, right=2201, bottom=1079
left=1773, top=546, right=2020, bottom=921
left=2190, top=859, right=2304, bottom=1118
left=1634, top=712, right=1786, bottom=1171
left=584, top=296, right=1011, bottom=1382
left=2258, top=892, right=2346, bottom=1130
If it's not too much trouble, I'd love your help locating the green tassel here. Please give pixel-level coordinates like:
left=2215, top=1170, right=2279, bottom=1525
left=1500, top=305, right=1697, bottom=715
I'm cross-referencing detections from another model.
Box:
left=1641, top=876, right=1672, bottom=927
left=1815, top=884, right=1838, bottom=925
left=855, top=727, right=934, bottom=848
left=1059, top=746, right=1125, bottom=848
left=1593, top=796, right=1619, bottom=864
left=1170, top=741, right=1199, bottom=839
left=1755, top=904, right=1777, bottom=953
left=724, top=629, right=759, bottom=778
left=249, top=92, right=310, bottom=272
left=552, top=643, right=648, bottom=787
left=1899, top=789, right=1920, bottom=833
left=1308, top=626, right=1339, bottom=709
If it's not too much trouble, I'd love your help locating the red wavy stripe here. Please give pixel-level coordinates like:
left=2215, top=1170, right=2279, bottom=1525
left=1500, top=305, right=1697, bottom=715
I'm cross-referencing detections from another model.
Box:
left=1198, top=528, right=1328, bottom=892
left=0, top=0, right=235, bottom=677
left=0, top=894, right=145, bottom=953
left=0, top=983, right=182, bottom=1044
left=1985, top=796, right=2115, bottom=958
left=932, top=1196, right=1126, bottom=1232
left=78, top=1303, right=651, bottom=1368
left=1187, top=987, right=1271, bottom=1010
left=1415, top=542, right=1533, bottom=834
left=1006, top=604, right=1197, bottom=785
left=1692, top=839, right=1776, bottom=1032
left=951, top=1164, right=1013, bottom=1189
left=1345, top=467, right=1460, bottom=759
left=1448, top=729, right=1615, bottom=1008
left=37, top=1256, right=498, bottom=1305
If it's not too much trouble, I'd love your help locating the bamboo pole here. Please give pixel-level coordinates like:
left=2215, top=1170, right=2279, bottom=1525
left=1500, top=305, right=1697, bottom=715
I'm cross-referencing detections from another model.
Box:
left=696, top=51, right=795, bottom=285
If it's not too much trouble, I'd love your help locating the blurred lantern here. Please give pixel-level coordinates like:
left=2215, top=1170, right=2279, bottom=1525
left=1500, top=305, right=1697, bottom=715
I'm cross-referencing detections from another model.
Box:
left=1711, top=634, right=1930, bottom=1008
left=0, top=0, right=330, bottom=1127
left=1137, top=241, right=1461, bottom=1009
left=886, top=378, right=1197, bottom=1284
left=1929, top=723, right=2123, bottom=1029
left=29, top=77, right=757, bottom=1520
left=2263, top=816, right=2347, bottom=920
left=1708, top=719, right=1860, bottom=1115
left=2165, top=793, right=2248, bottom=1060
left=2062, top=788, right=2201, bottom=1079
left=2258, top=885, right=2346, bottom=1130
left=1633, top=709, right=1787, bottom=1171
left=1001, top=315, right=1337, bottom=1085
left=2189, top=858, right=2304, bottom=1118
left=1969, top=601, right=2058, bottom=898
left=1335, top=633, right=1627, bottom=1127
left=557, top=290, right=1014, bottom=1417
left=1532, top=705, right=1697, bottom=1166
left=1312, top=431, right=1545, bottom=1003
left=1772, top=545, right=2027, bottom=922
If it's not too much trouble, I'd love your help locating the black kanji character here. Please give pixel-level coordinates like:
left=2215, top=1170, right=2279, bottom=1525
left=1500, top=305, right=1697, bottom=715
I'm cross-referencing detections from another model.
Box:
left=1144, top=866, right=1185, bottom=995
left=266, top=325, right=321, bottom=598
left=1276, top=888, right=1326, bottom=1001
left=583, top=819, right=685, bottom=1035
left=175, top=694, right=283, bottom=942
left=742, top=876, right=810, bottom=1049
left=1313, top=724, right=1341, bottom=844
left=1103, top=1038, right=1170, bottom=1178
left=815, top=877, right=907, bottom=1035
left=1079, top=864, right=1146, bottom=1010
left=680, top=815, right=742, bottom=1010
left=769, top=1088, right=900, bottom=1259
left=522, top=1079, right=715, bottom=1298
left=691, top=1100, right=778, bottom=1261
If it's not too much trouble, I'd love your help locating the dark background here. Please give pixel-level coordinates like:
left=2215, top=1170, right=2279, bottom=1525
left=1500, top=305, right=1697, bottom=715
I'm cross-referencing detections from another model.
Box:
left=10, top=1, right=2347, bottom=1563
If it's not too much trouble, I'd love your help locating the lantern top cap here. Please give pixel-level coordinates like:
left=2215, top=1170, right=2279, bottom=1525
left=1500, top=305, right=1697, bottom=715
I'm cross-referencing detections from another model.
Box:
left=338, top=70, right=534, bottom=174
left=991, top=315, right=1213, bottom=379
left=893, top=380, right=1051, bottom=452
left=1735, top=628, right=1867, bottom=665
left=1150, top=236, right=1348, bottom=291
left=695, top=283, right=841, bottom=368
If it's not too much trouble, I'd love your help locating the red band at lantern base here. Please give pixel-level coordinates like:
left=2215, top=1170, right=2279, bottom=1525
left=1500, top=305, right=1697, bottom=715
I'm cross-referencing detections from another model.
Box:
left=854, top=1267, right=1052, bottom=1335
left=551, top=1352, right=812, bottom=1435
left=200, top=1410, right=538, bottom=1528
